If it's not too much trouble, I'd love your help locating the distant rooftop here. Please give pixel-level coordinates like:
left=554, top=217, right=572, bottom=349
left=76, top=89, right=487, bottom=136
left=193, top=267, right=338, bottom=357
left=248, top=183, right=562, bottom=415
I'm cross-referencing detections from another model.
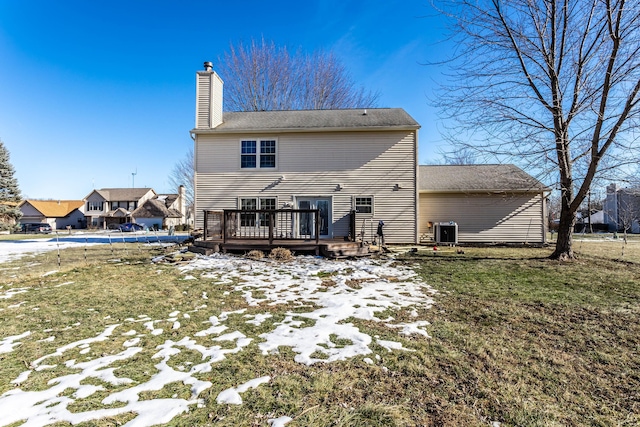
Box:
left=92, top=188, right=155, bottom=201
left=20, top=200, right=84, bottom=217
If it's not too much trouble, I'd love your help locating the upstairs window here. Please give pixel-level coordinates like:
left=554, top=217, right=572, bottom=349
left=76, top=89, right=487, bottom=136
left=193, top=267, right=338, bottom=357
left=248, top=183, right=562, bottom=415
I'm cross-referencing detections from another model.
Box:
left=87, top=201, right=104, bottom=211
left=110, top=201, right=138, bottom=211
left=241, top=141, right=257, bottom=168
left=240, top=139, right=277, bottom=169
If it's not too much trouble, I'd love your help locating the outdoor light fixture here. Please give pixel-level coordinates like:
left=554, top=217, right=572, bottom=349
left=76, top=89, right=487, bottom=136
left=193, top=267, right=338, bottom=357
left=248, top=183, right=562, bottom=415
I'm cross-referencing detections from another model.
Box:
left=336, top=184, right=344, bottom=191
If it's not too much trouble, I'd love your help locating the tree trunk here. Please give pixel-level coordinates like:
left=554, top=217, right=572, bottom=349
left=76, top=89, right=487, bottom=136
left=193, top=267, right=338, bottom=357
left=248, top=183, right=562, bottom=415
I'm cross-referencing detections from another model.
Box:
left=550, top=206, right=577, bottom=260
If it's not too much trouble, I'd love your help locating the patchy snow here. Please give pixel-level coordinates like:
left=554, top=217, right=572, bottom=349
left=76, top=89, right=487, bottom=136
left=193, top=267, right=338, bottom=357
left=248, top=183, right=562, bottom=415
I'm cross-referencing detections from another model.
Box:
left=386, top=320, right=432, bottom=338
left=182, top=254, right=435, bottom=365
left=0, top=251, right=436, bottom=426
left=0, top=287, right=29, bottom=299
left=216, top=376, right=271, bottom=405
left=0, top=331, right=31, bottom=354
left=268, top=415, right=293, bottom=426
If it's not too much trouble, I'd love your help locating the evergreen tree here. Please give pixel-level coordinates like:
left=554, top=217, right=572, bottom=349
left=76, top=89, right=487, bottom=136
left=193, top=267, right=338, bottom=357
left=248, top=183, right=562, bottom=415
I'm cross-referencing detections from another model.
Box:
left=0, top=139, right=22, bottom=230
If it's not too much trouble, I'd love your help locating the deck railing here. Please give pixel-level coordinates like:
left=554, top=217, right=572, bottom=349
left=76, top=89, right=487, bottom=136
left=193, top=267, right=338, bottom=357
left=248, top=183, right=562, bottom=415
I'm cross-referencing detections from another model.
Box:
left=203, top=209, right=320, bottom=244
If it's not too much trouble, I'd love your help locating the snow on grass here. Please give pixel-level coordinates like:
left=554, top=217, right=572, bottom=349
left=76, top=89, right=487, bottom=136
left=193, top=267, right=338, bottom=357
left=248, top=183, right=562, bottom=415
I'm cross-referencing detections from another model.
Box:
left=268, top=415, right=293, bottom=426
left=0, top=287, right=29, bottom=299
left=216, top=376, right=271, bottom=405
left=183, top=254, right=436, bottom=365
left=0, top=331, right=31, bottom=354
left=0, top=252, right=436, bottom=426
left=386, top=320, right=432, bottom=338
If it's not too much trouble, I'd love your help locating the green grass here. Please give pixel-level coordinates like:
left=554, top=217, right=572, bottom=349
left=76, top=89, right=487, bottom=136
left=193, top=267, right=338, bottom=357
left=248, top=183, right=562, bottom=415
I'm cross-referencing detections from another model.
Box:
left=0, top=240, right=639, bottom=426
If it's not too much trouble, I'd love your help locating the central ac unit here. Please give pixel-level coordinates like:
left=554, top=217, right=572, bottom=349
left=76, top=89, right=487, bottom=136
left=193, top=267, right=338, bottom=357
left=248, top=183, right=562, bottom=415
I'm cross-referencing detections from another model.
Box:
left=434, top=222, right=458, bottom=244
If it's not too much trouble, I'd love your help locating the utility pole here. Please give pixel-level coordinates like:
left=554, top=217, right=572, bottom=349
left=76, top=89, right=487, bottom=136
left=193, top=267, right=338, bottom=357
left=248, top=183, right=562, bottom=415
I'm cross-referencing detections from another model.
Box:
left=131, top=169, right=137, bottom=188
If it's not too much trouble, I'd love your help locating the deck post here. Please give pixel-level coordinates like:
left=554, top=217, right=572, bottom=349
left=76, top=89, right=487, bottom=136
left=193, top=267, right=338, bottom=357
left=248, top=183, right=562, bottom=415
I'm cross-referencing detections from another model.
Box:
left=349, top=210, right=356, bottom=242
left=222, top=211, right=227, bottom=244
left=268, top=211, right=274, bottom=245
left=204, top=210, right=208, bottom=241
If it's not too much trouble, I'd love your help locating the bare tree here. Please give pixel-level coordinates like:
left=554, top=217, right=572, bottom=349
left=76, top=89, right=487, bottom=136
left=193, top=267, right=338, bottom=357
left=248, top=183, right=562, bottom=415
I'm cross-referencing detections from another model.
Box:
left=168, top=147, right=195, bottom=224
left=217, top=38, right=380, bottom=111
left=435, top=0, right=640, bottom=260
left=440, top=147, right=480, bottom=165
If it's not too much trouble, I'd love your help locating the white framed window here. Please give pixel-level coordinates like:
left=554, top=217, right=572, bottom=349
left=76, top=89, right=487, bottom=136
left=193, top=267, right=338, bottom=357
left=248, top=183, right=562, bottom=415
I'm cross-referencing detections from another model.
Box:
left=354, top=196, right=374, bottom=216
left=240, top=139, right=277, bottom=169
left=109, top=201, right=138, bottom=211
left=87, top=201, right=104, bottom=211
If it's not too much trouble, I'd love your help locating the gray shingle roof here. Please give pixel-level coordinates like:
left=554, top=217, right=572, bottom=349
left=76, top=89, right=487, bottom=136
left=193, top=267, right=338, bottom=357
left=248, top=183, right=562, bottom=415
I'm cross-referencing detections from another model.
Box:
left=419, top=165, right=549, bottom=192
left=95, top=188, right=155, bottom=201
left=193, top=108, right=420, bottom=133
left=132, top=199, right=182, bottom=219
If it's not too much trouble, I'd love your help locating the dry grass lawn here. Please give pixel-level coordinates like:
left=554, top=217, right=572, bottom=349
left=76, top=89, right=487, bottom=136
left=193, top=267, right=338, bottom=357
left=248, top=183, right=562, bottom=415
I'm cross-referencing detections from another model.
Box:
left=0, top=236, right=638, bottom=426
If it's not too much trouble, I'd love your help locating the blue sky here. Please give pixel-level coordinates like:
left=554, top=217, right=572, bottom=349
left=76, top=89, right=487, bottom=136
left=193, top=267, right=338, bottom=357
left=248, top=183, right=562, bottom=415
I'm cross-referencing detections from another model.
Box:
left=0, top=0, right=448, bottom=200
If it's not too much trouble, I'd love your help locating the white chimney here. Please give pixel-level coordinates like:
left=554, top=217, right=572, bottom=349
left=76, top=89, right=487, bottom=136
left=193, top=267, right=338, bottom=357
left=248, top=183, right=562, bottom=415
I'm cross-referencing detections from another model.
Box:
left=195, top=61, right=223, bottom=129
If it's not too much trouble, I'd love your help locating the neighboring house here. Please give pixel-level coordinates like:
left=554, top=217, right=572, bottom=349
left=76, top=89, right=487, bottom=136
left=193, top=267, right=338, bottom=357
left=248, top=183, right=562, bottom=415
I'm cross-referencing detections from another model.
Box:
left=418, top=165, right=549, bottom=244
left=575, top=210, right=607, bottom=232
left=19, top=200, right=86, bottom=230
left=131, top=186, right=187, bottom=230
left=604, top=183, right=640, bottom=233
left=84, top=188, right=156, bottom=229
left=191, top=64, right=420, bottom=244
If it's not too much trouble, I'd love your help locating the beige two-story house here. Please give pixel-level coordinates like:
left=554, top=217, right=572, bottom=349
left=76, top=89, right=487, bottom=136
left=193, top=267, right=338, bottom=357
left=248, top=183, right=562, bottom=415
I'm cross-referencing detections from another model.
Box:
left=191, top=64, right=420, bottom=244
left=84, top=188, right=156, bottom=229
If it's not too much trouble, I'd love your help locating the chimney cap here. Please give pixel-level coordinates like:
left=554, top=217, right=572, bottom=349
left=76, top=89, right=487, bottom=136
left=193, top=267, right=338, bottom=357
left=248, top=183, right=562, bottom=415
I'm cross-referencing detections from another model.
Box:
left=204, top=61, right=213, bottom=71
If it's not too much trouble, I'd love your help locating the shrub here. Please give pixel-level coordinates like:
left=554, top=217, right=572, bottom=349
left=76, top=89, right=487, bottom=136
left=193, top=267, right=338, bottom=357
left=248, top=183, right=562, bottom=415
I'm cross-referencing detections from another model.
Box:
left=269, top=247, right=293, bottom=261
left=247, top=250, right=265, bottom=260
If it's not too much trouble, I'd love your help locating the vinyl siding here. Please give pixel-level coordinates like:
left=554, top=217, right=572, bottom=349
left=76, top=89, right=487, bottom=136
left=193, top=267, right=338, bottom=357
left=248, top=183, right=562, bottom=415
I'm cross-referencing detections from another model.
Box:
left=195, top=72, right=223, bottom=129
left=195, top=73, right=210, bottom=129
left=19, top=203, right=42, bottom=218
left=195, top=130, right=417, bottom=243
left=419, top=192, right=546, bottom=243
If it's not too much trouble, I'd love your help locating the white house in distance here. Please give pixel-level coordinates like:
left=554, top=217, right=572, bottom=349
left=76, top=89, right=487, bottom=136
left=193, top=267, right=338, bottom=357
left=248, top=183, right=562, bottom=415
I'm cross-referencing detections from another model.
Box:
left=191, top=63, right=420, bottom=244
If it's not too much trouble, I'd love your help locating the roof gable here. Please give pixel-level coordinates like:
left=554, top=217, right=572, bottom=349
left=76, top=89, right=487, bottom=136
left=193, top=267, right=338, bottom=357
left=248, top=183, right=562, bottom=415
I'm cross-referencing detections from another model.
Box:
left=419, top=164, right=549, bottom=193
left=21, top=200, right=84, bottom=218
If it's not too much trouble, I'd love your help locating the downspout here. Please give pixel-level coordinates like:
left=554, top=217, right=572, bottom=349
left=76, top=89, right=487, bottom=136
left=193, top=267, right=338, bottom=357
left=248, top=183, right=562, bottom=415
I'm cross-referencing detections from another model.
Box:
left=190, top=131, right=197, bottom=228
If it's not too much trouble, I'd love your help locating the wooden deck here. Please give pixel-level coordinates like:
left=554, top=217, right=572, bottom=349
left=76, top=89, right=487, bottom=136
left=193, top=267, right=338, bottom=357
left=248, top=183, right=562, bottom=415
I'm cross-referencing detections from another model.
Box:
left=189, top=238, right=370, bottom=259
left=190, top=208, right=368, bottom=258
